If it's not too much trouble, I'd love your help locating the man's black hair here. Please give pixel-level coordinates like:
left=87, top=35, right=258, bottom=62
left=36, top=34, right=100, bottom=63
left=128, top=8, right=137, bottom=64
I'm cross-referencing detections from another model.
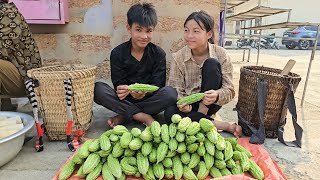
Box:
left=127, top=2, right=157, bottom=28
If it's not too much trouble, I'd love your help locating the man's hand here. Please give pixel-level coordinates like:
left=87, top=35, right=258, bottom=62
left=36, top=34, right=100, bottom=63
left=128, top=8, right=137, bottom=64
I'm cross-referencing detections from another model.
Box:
left=117, top=85, right=129, bottom=100
left=130, top=91, right=146, bottom=100
left=178, top=103, right=192, bottom=113
left=203, top=90, right=219, bottom=106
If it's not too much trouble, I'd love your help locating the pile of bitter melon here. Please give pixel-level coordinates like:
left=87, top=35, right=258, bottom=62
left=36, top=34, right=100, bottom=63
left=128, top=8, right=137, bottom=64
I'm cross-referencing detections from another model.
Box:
left=58, top=114, right=264, bottom=180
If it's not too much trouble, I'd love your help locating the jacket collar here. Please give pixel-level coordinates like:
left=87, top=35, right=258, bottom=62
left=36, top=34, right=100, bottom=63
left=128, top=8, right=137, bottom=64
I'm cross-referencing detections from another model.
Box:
left=183, top=42, right=214, bottom=62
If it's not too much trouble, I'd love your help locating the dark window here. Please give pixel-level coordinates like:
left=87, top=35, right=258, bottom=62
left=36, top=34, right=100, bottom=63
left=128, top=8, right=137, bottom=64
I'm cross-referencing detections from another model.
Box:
left=235, top=20, right=240, bottom=34
left=254, top=18, right=262, bottom=34
left=305, top=26, right=318, bottom=31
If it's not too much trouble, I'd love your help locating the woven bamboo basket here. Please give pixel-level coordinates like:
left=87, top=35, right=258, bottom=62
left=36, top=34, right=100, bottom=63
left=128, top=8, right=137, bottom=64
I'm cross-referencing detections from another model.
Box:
left=236, top=66, right=301, bottom=138
left=27, top=64, right=97, bottom=141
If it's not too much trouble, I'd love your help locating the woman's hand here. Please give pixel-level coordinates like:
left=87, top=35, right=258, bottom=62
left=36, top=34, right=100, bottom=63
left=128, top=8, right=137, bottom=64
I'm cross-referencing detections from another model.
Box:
left=130, top=91, right=146, bottom=100
left=116, top=85, right=129, bottom=100
left=178, top=103, right=192, bottom=113
left=203, top=90, right=219, bottom=106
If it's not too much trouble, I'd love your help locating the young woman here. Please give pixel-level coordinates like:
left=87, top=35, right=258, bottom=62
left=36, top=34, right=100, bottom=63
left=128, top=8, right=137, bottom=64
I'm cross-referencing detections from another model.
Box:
left=165, top=11, right=242, bottom=137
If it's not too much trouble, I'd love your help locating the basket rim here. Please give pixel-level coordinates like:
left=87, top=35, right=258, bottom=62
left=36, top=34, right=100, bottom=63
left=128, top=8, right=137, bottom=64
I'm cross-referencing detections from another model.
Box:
left=27, top=64, right=97, bottom=75
left=241, top=65, right=301, bottom=79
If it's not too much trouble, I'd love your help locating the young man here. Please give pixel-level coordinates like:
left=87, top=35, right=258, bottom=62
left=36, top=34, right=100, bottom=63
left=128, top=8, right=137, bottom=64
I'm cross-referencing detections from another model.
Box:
left=0, top=0, right=42, bottom=111
left=94, top=3, right=177, bottom=127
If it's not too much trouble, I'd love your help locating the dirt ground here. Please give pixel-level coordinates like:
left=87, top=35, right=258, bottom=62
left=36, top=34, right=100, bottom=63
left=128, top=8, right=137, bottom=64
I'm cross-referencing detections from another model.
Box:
left=222, top=48, right=320, bottom=180
left=0, top=48, right=319, bottom=180
left=228, top=48, right=320, bottom=107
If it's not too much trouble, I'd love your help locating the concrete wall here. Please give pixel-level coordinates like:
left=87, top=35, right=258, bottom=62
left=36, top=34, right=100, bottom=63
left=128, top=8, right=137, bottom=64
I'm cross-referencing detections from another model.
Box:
left=29, top=0, right=220, bottom=80
left=267, top=0, right=320, bottom=23
left=226, top=0, right=320, bottom=37
left=265, top=0, right=320, bottom=36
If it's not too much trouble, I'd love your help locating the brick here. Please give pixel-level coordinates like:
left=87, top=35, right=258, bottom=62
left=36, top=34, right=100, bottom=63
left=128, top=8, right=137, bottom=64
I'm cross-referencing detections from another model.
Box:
left=166, top=67, right=170, bottom=81
left=33, top=34, right=57, bottom=49
left=121, top=0, right=164, bottom=5
left=121, top=0, right=140, bottom=5
left=69, top=0, right=101, bottom=8
left=65, top=59, right=82, bottom=65
left=69, top=16, right=84, bottom=23
left=121, top=35, right=131, bottom=42
left=43, top=59, right=84, bottom=67
left=173, top=0, right=216, bottom=6
left=43, top=59, right=61, bottom=66
left=70, top=35, right=111, bottom=52
left=170, top=38, right=186, bottom=53
left=157, top=17, right=185, bottom=32
left=69, top=9, right=86, bottom=23
left=95, top=60, right=110, bottom=80
left=113, top=16, right=127, bottom=29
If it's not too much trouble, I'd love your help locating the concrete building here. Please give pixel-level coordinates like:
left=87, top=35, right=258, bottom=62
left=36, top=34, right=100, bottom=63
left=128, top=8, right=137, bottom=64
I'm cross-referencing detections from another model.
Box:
left=225, top=0, right=320, bottom=39
left=28, top=0, right=221, bottom=80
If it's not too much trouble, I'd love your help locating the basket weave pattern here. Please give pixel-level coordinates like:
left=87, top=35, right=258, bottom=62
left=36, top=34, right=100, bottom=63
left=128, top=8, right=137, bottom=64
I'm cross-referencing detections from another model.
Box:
left=27, top=65, right=97, bottom=140
left=236, top=66, right=301, bottom=138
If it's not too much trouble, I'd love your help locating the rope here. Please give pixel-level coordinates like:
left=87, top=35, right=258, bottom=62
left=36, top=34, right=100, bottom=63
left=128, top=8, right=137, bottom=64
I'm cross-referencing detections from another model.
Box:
left=63, top=79, right=83, bottom=151
left=25, top=79, right=44, bottom=152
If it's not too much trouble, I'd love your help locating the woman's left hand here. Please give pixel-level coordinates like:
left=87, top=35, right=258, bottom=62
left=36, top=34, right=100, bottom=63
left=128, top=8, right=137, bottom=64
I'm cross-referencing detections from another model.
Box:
left=203, top=90, right=219, bottom=106
left=178, top=103, right=192, bottom=113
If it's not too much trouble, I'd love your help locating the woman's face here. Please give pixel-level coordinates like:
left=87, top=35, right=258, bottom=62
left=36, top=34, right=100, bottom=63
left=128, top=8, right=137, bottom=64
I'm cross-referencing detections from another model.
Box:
left=184, top=19, right=212, bottom=50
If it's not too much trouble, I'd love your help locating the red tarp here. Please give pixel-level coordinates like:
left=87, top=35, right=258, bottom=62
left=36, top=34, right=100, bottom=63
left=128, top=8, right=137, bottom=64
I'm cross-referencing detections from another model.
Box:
left=52, top=138, right=287, bottom=180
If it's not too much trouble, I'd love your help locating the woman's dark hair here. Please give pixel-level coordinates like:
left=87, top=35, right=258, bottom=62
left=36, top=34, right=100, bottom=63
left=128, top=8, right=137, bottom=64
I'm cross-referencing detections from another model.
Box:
left=0, top=0, right=9, bottom=3
left=127, top=2, right=157, bottom=28
left=184, top=10, right=215, bottom=44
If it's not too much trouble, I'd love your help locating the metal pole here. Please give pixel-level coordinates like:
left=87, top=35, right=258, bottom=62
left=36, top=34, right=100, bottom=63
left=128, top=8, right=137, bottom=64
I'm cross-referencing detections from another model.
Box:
left=225, top=33, right=316, bottom=41
left=243, top=20, right=246, bottom=35
left=287, top=9, right=292, bottom=22
left=221, top=0, right=228, bottom=47
left=243, top=49, right=245, bottom=62
left=256, top=30, right=262, bottom=65
left=250, top=20, right=253, bottom=35
left=240, top=20, right=243, bottom=36
left=301, top=25, right=320, bottom=106
left=258, top=0, right=262, bottom=6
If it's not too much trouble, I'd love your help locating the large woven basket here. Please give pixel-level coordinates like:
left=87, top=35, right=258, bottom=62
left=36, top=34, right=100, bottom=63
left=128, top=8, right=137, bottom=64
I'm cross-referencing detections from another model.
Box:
left=236, top=66, right=301, bottom=138
left=27, top=64, right=97, bottom=141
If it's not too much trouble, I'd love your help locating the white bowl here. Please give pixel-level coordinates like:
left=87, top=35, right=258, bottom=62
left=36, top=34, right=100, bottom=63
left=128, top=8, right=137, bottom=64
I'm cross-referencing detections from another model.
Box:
left=0, top=112, right=34, bottom=167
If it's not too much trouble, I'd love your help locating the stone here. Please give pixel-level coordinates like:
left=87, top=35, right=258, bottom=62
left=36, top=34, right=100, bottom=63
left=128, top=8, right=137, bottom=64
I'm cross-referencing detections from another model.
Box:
left=70, top=35, right=111, bottom=52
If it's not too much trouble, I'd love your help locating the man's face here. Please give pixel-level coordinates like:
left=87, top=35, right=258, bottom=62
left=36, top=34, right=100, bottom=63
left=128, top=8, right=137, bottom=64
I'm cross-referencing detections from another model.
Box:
left=127, top=23, right=154, bottom=49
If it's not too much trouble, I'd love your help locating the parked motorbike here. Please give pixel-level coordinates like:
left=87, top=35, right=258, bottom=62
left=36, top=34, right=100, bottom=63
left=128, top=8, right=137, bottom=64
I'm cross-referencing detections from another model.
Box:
left=236, top=37, right=256, bottom=48
left=255, top=33, right=279, bottom=49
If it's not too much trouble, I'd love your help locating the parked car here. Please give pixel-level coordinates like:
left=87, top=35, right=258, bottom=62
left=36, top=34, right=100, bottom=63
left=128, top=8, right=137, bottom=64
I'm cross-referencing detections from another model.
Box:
left=282, top=26, right=320, bottom=50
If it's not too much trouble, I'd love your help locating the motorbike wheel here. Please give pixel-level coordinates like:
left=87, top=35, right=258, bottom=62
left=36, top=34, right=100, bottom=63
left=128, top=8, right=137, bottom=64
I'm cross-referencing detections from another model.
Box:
left=254, top=42, right=261, bottom=49
left=250, top=41, right=256, bottom=48
left=270, top=43, right=274, bottom=49
left=273, top=42, right=279, bottom=49
left=237, top=42, right=243, bottom=48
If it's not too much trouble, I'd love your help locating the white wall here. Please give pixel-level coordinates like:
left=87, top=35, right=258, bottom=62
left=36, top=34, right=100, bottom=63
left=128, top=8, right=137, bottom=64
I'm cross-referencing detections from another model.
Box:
left=265, top=0, right=320, bottom=36
left=268, top=0, right=320, bottom=22
left=225, top=0, right=320, bottom=38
